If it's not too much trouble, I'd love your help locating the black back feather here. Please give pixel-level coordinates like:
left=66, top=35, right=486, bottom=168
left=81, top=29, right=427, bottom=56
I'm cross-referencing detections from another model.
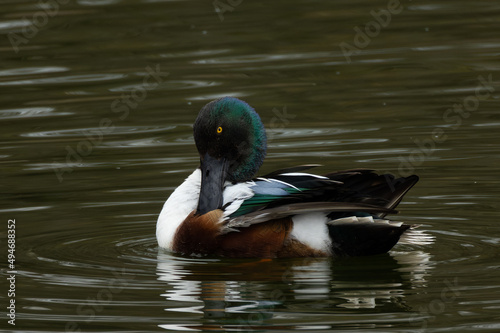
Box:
left=258, top=169, right=417, bottom=215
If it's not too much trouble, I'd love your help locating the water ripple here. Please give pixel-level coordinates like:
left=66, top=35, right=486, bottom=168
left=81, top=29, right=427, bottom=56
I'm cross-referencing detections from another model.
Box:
left=0, top=66, right=68, bottom=77
left=22, top=125, right=175, bottom=138
left=268, top=127, right=380, bottom=140
left=192, top=51, right=334, bottom=65
left=0, top=107, right=72, bottom=120
left=102, top=136, right=192, bottom=148
left=24, top=220, right=158, bottom=275
left=111, top=80, right=219, bottom=92
left=0, top=19, right=33, bottom=31
left=0, top=73, right=125, bottom=86
left=0, top=206, right=51, bottom=213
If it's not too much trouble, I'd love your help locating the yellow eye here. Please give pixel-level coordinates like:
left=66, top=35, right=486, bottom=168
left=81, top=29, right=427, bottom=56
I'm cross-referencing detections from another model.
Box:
left=217, top=126, right=223, bottom=134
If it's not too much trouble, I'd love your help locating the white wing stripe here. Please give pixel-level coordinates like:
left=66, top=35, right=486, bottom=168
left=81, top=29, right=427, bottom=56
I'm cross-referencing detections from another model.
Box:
left=279, top=172, right=329, bottom=179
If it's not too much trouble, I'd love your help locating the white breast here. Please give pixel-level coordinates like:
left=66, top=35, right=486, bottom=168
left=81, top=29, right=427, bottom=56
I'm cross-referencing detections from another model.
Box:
left=156, top=169, right=201, bottom=249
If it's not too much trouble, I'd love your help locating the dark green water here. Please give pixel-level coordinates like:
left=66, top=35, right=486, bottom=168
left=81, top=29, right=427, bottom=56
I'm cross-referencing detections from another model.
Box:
left=1, top=0, right=500, bottom=331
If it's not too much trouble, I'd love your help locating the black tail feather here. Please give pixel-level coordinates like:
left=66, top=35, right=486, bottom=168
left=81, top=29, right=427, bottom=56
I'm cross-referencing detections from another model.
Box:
left=327, top=218, right=411, bottom=257
left=324, top=169, right=419, bottom=218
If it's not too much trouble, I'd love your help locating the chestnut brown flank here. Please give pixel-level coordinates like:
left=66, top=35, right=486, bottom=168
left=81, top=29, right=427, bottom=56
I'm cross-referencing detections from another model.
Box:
left=173, top=210, right=223, bottom=254
left=173, top=210, right=300, bottom=257
left=217, top=218, right=293, bottom=257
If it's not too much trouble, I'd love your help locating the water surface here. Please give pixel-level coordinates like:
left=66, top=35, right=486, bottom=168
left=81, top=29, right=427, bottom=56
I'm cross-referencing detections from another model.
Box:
left=1, top=0, right=500, bottom=331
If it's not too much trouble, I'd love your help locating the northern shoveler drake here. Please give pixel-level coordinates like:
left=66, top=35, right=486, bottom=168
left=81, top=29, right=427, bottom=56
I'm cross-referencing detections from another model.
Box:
left=157, top=97, right=431, bottom=258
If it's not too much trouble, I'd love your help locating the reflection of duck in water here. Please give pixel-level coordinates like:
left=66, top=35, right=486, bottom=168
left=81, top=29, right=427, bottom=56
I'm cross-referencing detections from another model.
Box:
left=157, top=97, right=432, bottom=258
left=156, top=250, right=433, bottom=330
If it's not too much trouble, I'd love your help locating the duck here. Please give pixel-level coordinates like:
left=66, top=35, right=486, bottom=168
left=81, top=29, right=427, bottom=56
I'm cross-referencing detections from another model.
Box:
left=157, top=97, right=430, bottom=258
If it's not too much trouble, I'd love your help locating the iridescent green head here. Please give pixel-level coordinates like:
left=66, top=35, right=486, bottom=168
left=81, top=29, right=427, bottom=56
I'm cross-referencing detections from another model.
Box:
left=193, top=97, right=267, bottom=214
